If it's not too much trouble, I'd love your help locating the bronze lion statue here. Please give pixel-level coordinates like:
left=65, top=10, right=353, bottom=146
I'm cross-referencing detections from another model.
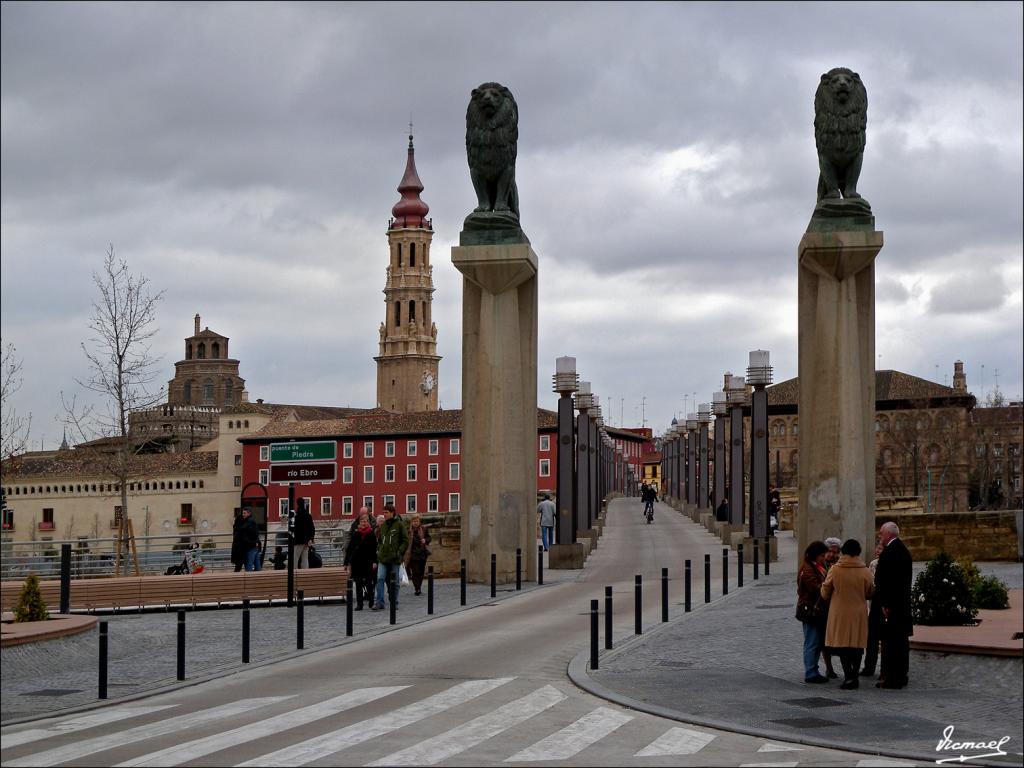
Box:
left=814, top=68, right=867, bottom=201
left=466, top=82, right=519, bottom=218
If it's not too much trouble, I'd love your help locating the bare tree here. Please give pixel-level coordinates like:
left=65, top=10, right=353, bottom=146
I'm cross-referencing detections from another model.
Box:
left=1, top=341, right=32, bottom=471
left=63, top=245, right=165, bottom=531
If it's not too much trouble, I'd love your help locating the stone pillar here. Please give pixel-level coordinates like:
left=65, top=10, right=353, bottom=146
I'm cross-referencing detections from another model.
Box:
left=797, top=229, right=883, bottom=561
left=452, top=243, right=538, bottom=583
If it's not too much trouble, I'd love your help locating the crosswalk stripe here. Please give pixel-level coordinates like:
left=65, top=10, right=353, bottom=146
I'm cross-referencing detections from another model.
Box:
left=0, top=705, right=177, bottom=750
left=758, top=742, right=804, bottom=753
left=635, top=726, right=716, bottom=757
left=3, top=697, right=291, bottom=768
left=739, top=763, right=799, bottom=767
left=854, top=760, right=919, bottom=767
left=114, top=687, right=407, bottom=767
left=237, top=677, right=515, bottom=767
left=505, top=706, right=632, bottom=762
left=368, top=684, right=566, bottom=766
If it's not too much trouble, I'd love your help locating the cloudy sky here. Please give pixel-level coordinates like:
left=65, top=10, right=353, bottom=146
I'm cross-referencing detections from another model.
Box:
left=2, top=1, right=1022, bottom=448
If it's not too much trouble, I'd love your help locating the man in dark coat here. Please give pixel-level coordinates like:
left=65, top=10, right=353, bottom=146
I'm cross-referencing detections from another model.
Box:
left=292, top=499, right=316, bottom=569
left=873, top=521, right=913, bottom=689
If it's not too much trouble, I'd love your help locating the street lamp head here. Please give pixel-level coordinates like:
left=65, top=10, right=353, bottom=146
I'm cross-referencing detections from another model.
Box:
left=575, top=380, right=593, bottom=411
left=712, top=391, right=727, bottom=416
left=746, top=349, right=773, bottom=386
left=686, top=413, right=698, bottom=431
left=553, top=356, right=579, bottom=394
left=698, top=403, right=711, bottom=423
left=726, top=375, right=747, bottom=405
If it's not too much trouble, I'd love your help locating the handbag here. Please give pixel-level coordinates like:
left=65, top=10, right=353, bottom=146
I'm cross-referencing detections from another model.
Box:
left=307, top=546, right=323, bottom=569
left=399, top=564, right=410, bottom=586
left=795, top=602, right=815, bottom=623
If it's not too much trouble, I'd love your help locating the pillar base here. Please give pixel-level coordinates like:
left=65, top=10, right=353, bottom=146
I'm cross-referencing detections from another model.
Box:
left=548, top=543, right=587, bottom=570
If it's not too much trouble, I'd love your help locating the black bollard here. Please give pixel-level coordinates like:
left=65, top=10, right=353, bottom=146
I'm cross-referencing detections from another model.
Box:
left=722, top=548, right=729, bottom=595
left=242, top=598, right=250, bottom=663
left=297, top=590, right=305, bottom=650
left=604, top=586, right=613, bottom=650
left=661, top=567, right=669, bottom=623
left=590, top=599, right=599, bottom=670
left=98, top=620, right=108, bottom=699
left=460, top=559, right=467, bottom=606
left=427, top=566, right=434, bottom=615
left=704, top=554, right=711, bottom=603
left=684, top=559, right=692, bottom=613
left=738, top=544, right=744, bottom=588
left=389, top=573, right=396, bottom=625
left=176, top=610, right=185, bottom=681
left=490, top=553, right=497, bottom=598
left=345, top=580, right=353, bottom=637
left=634, top=575, right=642, bottom=635
left=516, top=548, right=522, bottom=591
left=764, top=537, right=771, bottom=576
left=538, top=545, right=544, bottom=585
left=60, top=543, right=71, bottom=614
left=754, top=539, right=760, bottom=580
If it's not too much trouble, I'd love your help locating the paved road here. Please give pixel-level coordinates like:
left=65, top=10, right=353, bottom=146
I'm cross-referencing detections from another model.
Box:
left=0, top=499, right=915, bottom=766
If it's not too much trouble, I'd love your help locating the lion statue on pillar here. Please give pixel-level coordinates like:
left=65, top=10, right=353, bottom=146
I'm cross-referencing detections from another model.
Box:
left=466, top=82, right=520, bottom=219
left=814, top=68, right=867, bottom=202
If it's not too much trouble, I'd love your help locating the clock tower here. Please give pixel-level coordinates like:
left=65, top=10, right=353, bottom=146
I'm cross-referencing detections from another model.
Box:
left=375, top=131, right=441, bottom=413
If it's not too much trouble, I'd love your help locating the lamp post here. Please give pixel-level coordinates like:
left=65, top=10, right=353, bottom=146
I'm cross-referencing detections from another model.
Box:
left=698, top=404, right=711, bottom=510
left=590, top=398, right=601, bottom=525
left=552, top=357, right=578, bottom=546
left=667, top=418, right=677, bottom=504
left=685, top=413, right=698, bottom=510
left=575, top=382, right=593, bottom=535
left=726, top=375, right=747, bottom=527
left=747, top=350, right=773, bottom=539
left=713, top=391, right=727, bottom=510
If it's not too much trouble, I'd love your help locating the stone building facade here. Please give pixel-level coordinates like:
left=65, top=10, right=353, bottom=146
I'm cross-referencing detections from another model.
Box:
left=970, top=401, right=1023, bottom=509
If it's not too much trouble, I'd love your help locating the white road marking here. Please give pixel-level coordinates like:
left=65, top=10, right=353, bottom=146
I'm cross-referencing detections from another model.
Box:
left=237, top=677, right=515, bottom=767
left=3, top=697, right=290, bottom=768
left=738, top=763, right=800, bottom=767
left=368, top=684, right=566, bottom=766
left=758, top=742, right=804, bottom=753
left=114, top=687, right=407, bottom=767
left=854, top=760, right=919, bottom=767
left=634, top=726, right=717, bottom=757
left=0, top=705, right=177, bottom=749
left=504, top=706, right=632, bottom=762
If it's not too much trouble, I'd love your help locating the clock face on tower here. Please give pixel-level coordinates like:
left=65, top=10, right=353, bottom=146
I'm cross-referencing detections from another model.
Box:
left=421, top=372, right=435, bottom=395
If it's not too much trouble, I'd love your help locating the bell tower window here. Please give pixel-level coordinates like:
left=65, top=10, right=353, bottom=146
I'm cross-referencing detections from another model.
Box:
left=410, top=242, right=416, bottom=267
left=397, top=243, right=402, bottom=268
left=197, top=343, right=206, bottom=359
left=409, top=300, right=416, bottom=323
left=212, top=342, right=220, bottom=358
left=394, top=301, right=401, bottom=329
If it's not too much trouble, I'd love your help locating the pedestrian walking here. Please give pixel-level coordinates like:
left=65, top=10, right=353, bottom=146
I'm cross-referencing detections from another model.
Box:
left=373, top=504, right=409, bottom=611
left=873, top=521, right=913, bottom=689
left=232, top=508, right=261, bottom=572
left=796, top=540, right=829, bottom=683
left=537, top=494, right=556, bottom=551
left=292, top=500, right=316, bottom=569
left=820, top=539, right=874, bottom=690
left=404, top=514, right=431, bottom=596
left=344, top=511, right=378, bottom=610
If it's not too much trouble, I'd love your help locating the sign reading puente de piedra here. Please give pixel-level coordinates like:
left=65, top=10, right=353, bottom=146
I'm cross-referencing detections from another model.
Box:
left=269, top=441, right=336, bottom=484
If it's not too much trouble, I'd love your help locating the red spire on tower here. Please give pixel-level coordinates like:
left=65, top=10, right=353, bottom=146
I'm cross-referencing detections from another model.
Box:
left=390, top=131, right=430, bottom=229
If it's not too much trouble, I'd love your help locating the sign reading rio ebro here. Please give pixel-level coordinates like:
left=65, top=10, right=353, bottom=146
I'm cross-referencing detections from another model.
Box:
left=269, top=462, right=337, bottom=483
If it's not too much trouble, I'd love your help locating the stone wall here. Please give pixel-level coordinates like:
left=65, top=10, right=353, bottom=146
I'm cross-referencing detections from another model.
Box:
left=876, top=510, right=1020, bottom=562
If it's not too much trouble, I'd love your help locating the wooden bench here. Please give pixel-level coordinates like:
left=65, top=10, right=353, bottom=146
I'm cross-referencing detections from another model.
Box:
left=0, top=567, right=349, bottom=612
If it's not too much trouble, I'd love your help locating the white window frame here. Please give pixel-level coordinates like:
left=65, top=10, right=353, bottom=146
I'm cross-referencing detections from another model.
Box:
left=260, top=445, right=269, bottom=461
left=362, top=495, right=374, bottom=511
left=428, top=493, right=439, bottom=512
left=278, top=498, right=289, bottom=517
left=363, top=466, right=374, bottom=483
left=406, top=494, right=417, bottom=513
left=385, top=464, right=396, bottom=483
left=449, top=462, right=460, bottom=480
left=428, top=463, right=439, bottom=481
left=342, top=496, right=353, bottom=516
left=407, top=440, right=417, bottom=456
left=539, top=458, right=551, bottom=477
left=343, top=442, right=353, bottom=459
left=364, top=443, right=374, bottom=458
left=448, top=493, right=460, bottom=512
left=428, top=439, right=439, bottom=456
left=321, top=497, right=332, bottom=516
left=302, top=497, right=312, bottom=515
left=407, top=464, right=417, bottom=481
left=539, top=434, right=550, bottom=451
left=385, top=441, right=396, bottom=457
left=383, top=494, right=395, bottom=507
left=450, top=438, right=460, bottom=455
left=343, top=466, right=354, bottom=484
left=259, top=469, right=269, bottom=485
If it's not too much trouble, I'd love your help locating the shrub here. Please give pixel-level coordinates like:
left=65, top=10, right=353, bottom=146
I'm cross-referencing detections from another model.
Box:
left=973, top=575, right=1010, bottom=610
left=14, top=573, right=50, bottom=623
left=911, top=552, right=977, bottom=626
left=955, top=556, right=981, bottom=594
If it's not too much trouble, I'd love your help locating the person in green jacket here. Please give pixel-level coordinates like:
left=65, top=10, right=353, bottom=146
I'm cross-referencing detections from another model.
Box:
left=373, top=504, right=409, bottom=610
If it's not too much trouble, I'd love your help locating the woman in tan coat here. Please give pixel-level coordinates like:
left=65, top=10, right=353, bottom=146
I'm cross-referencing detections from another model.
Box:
left=820, top=538, right=875, bottom=689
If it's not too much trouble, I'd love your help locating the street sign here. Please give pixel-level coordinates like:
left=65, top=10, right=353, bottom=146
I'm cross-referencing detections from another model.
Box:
left=269, top=463, right=337, bottom=483
left=270, top=441, right=336, bottom=463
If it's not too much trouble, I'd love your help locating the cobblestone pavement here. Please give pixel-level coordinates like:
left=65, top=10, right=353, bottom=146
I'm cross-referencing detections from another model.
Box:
left=1, top=563, right=580, bottom=723
left=583, top=505, right=1024, bottom=766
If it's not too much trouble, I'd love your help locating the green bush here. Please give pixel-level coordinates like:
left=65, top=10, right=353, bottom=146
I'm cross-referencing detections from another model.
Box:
left=14, top=573, right=50, bottom=623
left=955, top=556, right=981, bottom=593
left=973, top=575, right=1010, bottom=610
left=911, top=552, right=977, bottom=626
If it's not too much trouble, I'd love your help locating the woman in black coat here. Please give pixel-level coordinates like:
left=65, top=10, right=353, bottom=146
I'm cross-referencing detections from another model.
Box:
left=404, top=514, right=431, bottom=596
left=344, top=511, right=378, bottom=609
